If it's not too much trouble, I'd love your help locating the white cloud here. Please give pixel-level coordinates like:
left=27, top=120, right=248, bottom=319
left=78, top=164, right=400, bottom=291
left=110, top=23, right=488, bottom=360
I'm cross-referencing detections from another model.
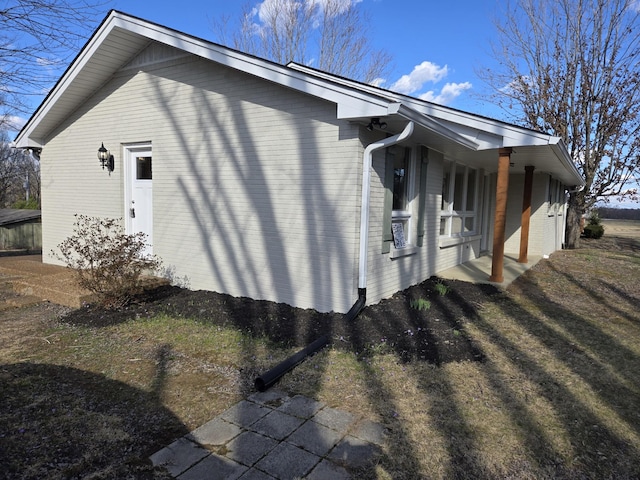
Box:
left=256, top=0, right=360, bottom=26
left=36, top=57, right=58, bottom=67
left=2, top=115, right=27, bottom=133
left=419, top=82, right=473, bottom=105
left=390, top=61, right=449, bottom=95
left=369, top=77, right=386, bottom=87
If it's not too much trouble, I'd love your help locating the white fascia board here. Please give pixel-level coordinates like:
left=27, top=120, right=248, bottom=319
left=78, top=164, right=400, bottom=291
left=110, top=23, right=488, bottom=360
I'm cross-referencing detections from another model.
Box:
left=293, top=65, right=567, bottom=152
left=337, top=101, right=393, bottom=119
left=14, top=14, right=125, bottom=148
left=288, top=62, right=548, bottom=146
left=112, top=13, right=394, bottom=116
left=296, top=61, right=580, bottom=182
left=15, top=11, right=394, bottom=148
left=395, top=105, right=480, bottom=150
left=549, top=138, right=584, bottom=186
left=13, top=136, right=43, bottom=149
left=289, top=63, right=562, bottom=149
left=337, top=100, right=480, bottom=151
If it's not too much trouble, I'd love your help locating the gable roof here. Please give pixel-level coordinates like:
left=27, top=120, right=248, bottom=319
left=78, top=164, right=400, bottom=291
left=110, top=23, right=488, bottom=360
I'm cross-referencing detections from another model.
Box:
left=14, top=10, right=583, bottom=186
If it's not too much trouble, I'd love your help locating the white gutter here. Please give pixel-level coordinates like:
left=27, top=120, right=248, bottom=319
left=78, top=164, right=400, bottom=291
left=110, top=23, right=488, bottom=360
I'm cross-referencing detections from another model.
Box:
left=358, top=121, right=415, bottom=289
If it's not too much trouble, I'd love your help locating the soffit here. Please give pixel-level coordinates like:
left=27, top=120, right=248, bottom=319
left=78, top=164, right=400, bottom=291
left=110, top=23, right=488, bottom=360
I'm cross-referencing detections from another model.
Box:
left=15, top=11, right=584, bottom=188
left=359, top=118, right=581, bottom=185
left=19, top=27, right=150, bottom=147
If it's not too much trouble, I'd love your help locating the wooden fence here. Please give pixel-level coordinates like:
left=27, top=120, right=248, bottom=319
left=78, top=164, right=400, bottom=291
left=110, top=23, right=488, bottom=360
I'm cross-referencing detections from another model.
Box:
left=0, top=221, right=42, bottom=251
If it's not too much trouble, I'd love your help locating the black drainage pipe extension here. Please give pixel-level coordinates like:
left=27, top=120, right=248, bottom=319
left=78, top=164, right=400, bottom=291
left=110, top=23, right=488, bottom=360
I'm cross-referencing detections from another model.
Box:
left=345, top=288, right=366, bottom=322
left=254, top=334, right=330, bottom=392
left=253, top=289, right=366, bottom=392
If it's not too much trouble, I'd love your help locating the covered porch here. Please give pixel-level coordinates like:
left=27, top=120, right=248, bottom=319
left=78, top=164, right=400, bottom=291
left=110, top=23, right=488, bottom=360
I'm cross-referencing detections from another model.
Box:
left=437, top=253, right=544, bottom=288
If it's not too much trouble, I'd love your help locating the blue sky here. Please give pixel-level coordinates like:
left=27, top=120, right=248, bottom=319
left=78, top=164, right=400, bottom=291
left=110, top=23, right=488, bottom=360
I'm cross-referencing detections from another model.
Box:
left=9, top=0, right=503, bottom=130
left=12, top=0, right=639, bottom=207
left=107, top=0, right=502, bottom=117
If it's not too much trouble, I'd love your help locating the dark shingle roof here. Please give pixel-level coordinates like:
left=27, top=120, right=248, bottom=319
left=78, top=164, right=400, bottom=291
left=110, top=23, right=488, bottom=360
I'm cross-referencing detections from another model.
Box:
left=0, top=209, right=41, bottom=226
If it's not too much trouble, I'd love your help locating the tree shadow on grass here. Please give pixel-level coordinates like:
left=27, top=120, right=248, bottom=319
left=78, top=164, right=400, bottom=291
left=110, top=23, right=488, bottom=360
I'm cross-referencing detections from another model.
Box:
left=465, top=262, right=640, bottom=478
left=61, top=276, right=491, bottom=368
left=0, top=362, right=188, bottom=479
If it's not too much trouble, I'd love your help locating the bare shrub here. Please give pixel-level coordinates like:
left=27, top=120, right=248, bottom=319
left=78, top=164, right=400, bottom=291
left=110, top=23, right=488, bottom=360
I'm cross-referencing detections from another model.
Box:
left=54, top=215, right=162, bottom=309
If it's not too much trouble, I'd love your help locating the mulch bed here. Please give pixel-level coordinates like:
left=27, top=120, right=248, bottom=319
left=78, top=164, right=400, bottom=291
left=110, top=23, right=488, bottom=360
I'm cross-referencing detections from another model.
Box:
left=62, top=277, right=502, bottom=365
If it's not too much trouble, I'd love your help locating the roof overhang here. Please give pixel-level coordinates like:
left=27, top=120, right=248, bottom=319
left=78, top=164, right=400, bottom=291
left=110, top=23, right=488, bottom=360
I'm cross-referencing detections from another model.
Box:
left=14, top=10, right=584, bottom=188
left=14, top=10, right=396, bottom=149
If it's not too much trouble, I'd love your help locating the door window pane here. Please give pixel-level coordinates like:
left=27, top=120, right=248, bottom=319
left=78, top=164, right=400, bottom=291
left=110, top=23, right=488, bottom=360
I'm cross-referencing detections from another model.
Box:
left=136, top=156, right=152, bottom=180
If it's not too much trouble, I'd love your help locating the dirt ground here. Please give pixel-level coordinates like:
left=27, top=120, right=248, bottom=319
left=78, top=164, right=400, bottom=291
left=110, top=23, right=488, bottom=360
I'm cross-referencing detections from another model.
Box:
left=62, top=276, right=496, bottom=366
left=29, top=220, right=640, bottom=366
left=4, top=221, right=638, bottom=370
left=1, top=226, right=639, bottom=479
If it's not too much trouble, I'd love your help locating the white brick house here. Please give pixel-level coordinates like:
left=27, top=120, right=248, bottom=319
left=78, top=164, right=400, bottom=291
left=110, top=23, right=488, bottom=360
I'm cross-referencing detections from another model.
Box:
left=14, top=11, right=583, bottom=313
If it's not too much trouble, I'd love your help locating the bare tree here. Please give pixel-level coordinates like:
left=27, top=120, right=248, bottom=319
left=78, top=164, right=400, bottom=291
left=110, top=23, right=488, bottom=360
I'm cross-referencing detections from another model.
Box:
left=1, top=0, right=105, bottom=130
left=479, top=0, right=640, bottom=247
left=0, top=131, right=38, bottom=207
left=213, top=0, right=392, bottom=83
left=0, top=139, right=22, bottom=207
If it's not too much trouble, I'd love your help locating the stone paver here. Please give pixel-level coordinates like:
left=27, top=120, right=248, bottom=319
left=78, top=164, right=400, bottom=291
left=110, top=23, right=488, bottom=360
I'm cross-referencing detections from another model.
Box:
left=276, top=394, right=324, bottom=418
left=150, top=437, right=210, bottom=477
left=150, top=390, right=387, bottom=479
left=253, top=442, right=320, bottom=479
left=351, top=418, right=388, bottom=446
left=247, top=389, right=289, bottom=407
left=250, top=410, right=305, bottom=441
left=221, top=400, right=271, bottom=428
left=286, top=420, right=343, bottom=456
left=237, top=468, right=275, bottom=480
left=187, top=417, right=243, bottom=445
left=176, top=453, right=247, bottom=480
left=226, top=431, right=278, bottom=466
left=311, top=405, right=357, bottom=434
left=328, top=435, right=383, bottom=469
left=307, top=459, right=351, bottom=480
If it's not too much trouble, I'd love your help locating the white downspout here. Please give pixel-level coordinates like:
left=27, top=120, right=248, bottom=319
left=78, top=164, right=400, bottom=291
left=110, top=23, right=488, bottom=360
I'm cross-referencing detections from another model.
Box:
left=358, top=121, right=415, bottom=289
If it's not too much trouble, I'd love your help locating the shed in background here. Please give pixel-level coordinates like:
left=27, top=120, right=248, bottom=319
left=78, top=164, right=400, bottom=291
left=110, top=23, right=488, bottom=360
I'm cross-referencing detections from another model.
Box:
left=0, top=209, right=42, bottom=253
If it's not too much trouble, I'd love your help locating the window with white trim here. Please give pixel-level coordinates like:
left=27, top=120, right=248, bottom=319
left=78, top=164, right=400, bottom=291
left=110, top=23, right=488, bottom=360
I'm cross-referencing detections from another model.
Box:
left=391, top=147, right=412, bottom=248
left=547, top=177, right=563, bottom=215
left=440, top=161, right=479, bottom=237
left=382, top=145, right=429, bottom=255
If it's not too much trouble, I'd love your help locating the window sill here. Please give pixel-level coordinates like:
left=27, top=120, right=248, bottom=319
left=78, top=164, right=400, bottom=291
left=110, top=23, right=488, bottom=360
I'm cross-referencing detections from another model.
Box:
left=439, top=234, right=481, bottom=248
left=390, top=245, right=418, bottom=259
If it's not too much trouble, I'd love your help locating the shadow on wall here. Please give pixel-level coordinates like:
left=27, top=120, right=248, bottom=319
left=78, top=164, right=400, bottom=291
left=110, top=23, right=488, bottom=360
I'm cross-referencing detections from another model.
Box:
left=145, top=58, right=355, bottom=315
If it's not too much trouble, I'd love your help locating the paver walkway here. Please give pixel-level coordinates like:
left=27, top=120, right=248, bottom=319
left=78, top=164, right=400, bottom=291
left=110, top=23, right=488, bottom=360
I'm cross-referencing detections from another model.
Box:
left=150, top=389, right=388, bottom=479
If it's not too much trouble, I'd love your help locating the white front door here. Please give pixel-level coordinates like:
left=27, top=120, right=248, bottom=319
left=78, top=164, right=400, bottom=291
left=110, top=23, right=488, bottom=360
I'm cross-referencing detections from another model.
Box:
left=125, top=145, right=153, bottom=257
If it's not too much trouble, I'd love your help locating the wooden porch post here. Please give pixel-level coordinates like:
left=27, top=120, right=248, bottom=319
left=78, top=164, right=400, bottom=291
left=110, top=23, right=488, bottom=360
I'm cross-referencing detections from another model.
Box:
left=518, top=165, right=535, bottom=263
left=490, top=148, right=512, bottom=283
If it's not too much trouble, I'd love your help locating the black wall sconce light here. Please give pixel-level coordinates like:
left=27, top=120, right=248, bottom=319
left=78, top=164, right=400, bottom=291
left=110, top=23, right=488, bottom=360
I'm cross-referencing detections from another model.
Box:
left=366, top=117, right=388, bottom=131
left=97, top=142, right=115, bottom=174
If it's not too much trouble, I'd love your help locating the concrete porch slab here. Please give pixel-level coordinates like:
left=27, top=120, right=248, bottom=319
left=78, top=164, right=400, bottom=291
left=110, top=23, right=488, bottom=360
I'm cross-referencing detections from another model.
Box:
left=436, top=253, right=543, bottom=288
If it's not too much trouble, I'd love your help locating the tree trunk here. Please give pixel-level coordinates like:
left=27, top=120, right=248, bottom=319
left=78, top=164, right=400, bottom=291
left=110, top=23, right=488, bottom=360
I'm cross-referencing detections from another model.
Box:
left=565, top=191, right=583, bottom=249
